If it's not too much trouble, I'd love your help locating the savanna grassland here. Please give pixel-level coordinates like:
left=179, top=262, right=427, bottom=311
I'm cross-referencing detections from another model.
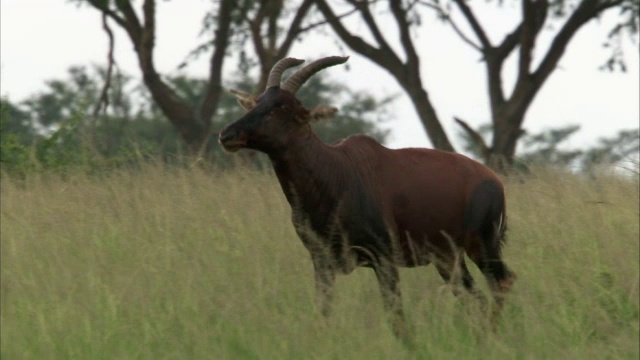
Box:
left=1, top=163, right=638, bottom=359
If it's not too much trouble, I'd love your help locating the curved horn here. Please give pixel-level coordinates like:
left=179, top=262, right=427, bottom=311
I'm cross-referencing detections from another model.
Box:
left=282, top=56, right=349, bottom=94
left=266, top=58, right=305, bottom=89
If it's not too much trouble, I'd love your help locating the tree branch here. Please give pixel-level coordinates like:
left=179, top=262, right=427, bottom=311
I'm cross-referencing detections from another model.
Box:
left=454, top=116, right=491, bottom=159
left=345, top=0, right=395, bottom=54
left=445, top=18, right=482, bottom=51
left=488, top=1, right=547, bottom=115
left=93, top=12, right=115, bottom=118
left=518, top=0, right=535, bottom=79
left=113, top=0, right=143, bottom=48
left=314, top=0, right=402, bottom=69
left=90, top=12, right=117, bottom=153
left=495, top=24, right=522, bottom=60
left=452, top=0, right=492, bottom=49
left=199, top=0, right=235, bottom=130
left=85, top=0, right=127, bottom=28
left=517, top=0, right=548, bottom=83
left=389, top=0, right=419, bottom=67
left=140, top=0, right=156, bottom=72
left=267, top=1, right=280, bottom=54
left=418, top=0, right=481, bottom=51
left=277, top=0, right=315, bottom=59
left=314, top=0, right=454, bottom=151
left=532, top=0, right=616, bottom=87
left=247, top=0, right=270, bottom=70
left=297, top=6, right=359, bottom=33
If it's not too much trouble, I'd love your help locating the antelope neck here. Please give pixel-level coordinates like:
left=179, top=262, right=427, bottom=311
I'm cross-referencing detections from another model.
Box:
left=269, top=134, right=352, bottom=213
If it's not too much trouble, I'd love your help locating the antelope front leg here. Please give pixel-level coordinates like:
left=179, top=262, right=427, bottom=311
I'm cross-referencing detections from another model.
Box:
left=312, top=259, right=335, bottom=317
left=373, top=259, right=414, bottom=348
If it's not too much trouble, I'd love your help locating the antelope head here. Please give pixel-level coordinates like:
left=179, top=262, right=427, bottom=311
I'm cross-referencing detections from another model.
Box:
left=218, top=56, right=348, bottom=153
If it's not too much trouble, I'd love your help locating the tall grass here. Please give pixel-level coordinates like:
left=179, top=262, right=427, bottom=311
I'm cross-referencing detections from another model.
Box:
left=2, top=164, right=638, bottom=359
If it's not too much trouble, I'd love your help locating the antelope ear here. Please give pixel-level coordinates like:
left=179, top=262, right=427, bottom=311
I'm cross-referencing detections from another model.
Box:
left=229, top=88, right=257, bottom=111
left=308, top=105, right=338, bottom=123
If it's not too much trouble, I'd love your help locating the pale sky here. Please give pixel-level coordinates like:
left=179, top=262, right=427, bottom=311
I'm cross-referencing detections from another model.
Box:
left=1, top=0, right=638, bottom=152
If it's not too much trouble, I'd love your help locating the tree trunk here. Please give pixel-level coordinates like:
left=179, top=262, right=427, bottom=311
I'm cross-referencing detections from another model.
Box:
left=489, top=118, right=523, bottom=172
left=86, top=0, right=235, bottom=157
left=398, top=77, right=454, bottom=152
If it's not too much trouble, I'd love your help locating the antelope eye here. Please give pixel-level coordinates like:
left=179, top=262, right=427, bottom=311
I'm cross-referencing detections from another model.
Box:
left=280, top=105, right=290, bottom=111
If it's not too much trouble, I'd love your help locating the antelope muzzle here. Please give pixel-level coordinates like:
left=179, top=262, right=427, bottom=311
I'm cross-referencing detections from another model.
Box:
left=218, top=126, right=247, bottom=152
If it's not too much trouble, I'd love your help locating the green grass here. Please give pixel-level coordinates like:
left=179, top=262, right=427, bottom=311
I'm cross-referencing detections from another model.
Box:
left=2, top=164, right=638, bottom=359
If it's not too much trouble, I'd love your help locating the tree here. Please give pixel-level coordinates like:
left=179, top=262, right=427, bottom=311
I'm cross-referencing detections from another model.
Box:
left=75, top=0, right=332, bottom=156
left=75, top=0, right=237, bottom=155
left=457, top=122, right=640, bottom=172
left=314, top=0, right=456, bottom=152
left=1, top=98, right=36, bottom=146
left=581, top=128, right=639, bottom=172
left=17, top=65, right=179, bottom=157
left=518, top=124, right=584, bottom=169
left=314, top=0, right=638, bottom=172
left=427, top=0, right=637, bottom=171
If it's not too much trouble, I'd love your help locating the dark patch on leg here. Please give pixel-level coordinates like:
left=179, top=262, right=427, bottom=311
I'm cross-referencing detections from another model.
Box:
left=312, top=258, right=336, bottom=317
left=373, top=258, right=414, bottom=348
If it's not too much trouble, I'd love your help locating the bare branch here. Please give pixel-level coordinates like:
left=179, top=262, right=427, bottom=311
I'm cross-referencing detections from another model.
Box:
left=517, top=0, right=548, bottom=81
left=277, top=0, right=315, bottom=59
left=314, top=0, right=402, bottom=69
left=250, top=0, right=272, bottom=66
left=345, top=0, right=396, bottom=54
left=444, top=17, right=482, bottom=51
left=495, top=0, right=549, bottom=59
left=495, top=24, right=522, bottom=60
left=199, top=0, right=235, bottom=127
left=92, top=12, right=117, bottom=153
left=93, top=12, right=115, bottom=118
left=389, top=0, right=419, bottom=67
left=314, top=0, right=454, bottom=152
left=266, top=1, right=280, bottom=53
left=517, top=0, right=536, bottom=80
left=85, top=0, right=127, bottom=28
left=452, top=0, right=492, bottom=49
left=140, top=0, right=156, bottom=71
left=595, top=0, right=625, bottom=13
left=247, top=0, right=314, bottom=92
left=532, top=0, right=616, bottom=86
left=418, top=1, right=481, bottom=51
left=454, top=117, right=491, bottom=160
left=113, top=0, right=143, bottom=47
left=298, top=6, right=360, bottom=33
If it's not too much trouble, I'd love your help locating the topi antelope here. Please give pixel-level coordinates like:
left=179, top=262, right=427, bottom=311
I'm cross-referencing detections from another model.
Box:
left=219, top=56, right=516, bottom=343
